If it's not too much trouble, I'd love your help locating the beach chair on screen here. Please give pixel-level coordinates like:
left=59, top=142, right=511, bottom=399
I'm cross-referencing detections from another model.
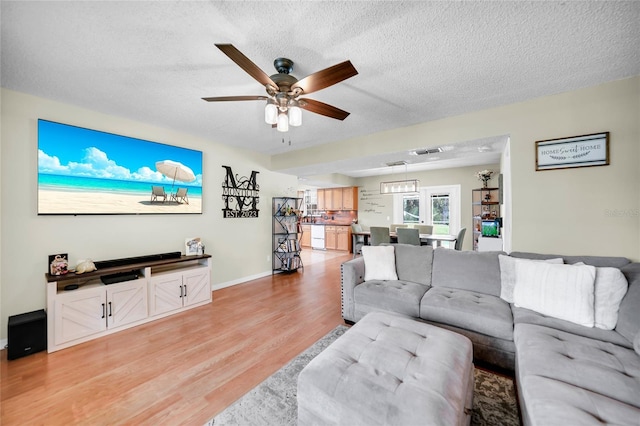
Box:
left=171, top=188, right=189, bottom=204
left=151, top=186, right=167, bottom=203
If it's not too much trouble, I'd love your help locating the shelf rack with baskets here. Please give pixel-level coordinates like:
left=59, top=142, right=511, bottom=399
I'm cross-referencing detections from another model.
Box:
left=272, top=197, right=304, bottom=273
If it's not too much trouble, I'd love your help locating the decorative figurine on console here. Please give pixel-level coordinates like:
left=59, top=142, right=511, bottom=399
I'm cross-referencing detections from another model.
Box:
left=49, top=254, right=69, bottom=276
left=75, top=259, right=97, bottom=274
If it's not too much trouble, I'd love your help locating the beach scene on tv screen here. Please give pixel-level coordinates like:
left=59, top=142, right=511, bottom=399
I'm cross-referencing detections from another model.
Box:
left=37, top=120, right=203, bottom=214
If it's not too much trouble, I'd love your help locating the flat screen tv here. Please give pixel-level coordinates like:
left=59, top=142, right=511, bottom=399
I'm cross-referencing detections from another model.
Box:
left=481, top=220, right=500, bottom=238
left=38, top=119, right=203, bottom=215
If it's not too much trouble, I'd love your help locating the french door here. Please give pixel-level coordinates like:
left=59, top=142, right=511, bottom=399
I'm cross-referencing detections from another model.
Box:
left=395, top=185, right=461, bottom=244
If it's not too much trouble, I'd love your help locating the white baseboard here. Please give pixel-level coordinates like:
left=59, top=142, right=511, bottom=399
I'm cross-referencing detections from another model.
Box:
left=212, top=270, right=272, bottom=291
left=1, top=338, right=8, bottom=350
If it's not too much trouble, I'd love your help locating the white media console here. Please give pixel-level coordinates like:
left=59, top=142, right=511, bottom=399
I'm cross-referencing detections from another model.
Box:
left=45, top=254, right=212, bottom=353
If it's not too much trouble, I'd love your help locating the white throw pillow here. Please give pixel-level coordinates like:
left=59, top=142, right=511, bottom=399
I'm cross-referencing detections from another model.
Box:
left=573, top=264, right=628, bottom=330
left=498, top=255, right=563, bottom=303
left=594, top=267, right=628, bottom=330
left=362, top=245, right=398, bottom=281
left=575, top=262, right=629, bottom=330
left=513, top=262, right=596, bottom=327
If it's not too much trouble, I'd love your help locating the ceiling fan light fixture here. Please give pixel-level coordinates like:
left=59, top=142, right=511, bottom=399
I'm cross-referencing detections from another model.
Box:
left=277, top=111, right=289, bottom=132
left=288, top=102, right=302, bottom=127
left=265, top=100, right=278, bottom=125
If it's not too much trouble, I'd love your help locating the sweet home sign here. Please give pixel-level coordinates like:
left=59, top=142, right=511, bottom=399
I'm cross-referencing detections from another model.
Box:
left=535, top=132, right=609, bottom=171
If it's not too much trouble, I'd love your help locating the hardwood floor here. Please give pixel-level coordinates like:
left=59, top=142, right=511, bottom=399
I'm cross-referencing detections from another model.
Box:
left=0, top=250, right=352, bottom=425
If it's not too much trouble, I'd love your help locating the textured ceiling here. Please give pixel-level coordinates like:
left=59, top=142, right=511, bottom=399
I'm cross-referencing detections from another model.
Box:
left=2, top=1, right=639, bottom=178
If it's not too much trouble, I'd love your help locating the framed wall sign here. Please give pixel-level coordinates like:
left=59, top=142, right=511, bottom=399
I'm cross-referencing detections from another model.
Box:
left=535, top=132, right=609, bottom=171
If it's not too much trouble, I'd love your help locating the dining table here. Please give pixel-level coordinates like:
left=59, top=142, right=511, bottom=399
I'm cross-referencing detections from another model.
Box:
left=352, top=230, right=457, bottom=251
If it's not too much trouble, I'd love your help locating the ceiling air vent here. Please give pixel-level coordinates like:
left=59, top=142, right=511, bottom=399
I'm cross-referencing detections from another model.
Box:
left=385, top=160, right=407, bottom=167
left=411, top=147, right=444, bottom=156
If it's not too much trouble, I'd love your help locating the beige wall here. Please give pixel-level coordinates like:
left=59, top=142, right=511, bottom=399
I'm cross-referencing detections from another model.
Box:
left=0, top=89, right=298, bottom=340
left=274, top=76, right=640, bottom=261
left=2, top=76, right=639, bottom=341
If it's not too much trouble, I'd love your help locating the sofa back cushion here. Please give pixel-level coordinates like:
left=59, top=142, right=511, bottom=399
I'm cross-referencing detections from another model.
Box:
left=394, top=244, right=433, bottom=286
left=431, top=249, right=503, bottom=296
left=509, top=251, right=630, bottom=268
left=616, top=263, right=640, bottom=343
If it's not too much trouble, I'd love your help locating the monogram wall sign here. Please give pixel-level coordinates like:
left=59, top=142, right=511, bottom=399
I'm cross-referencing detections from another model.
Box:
left=221, top=165, right=260, bottom=218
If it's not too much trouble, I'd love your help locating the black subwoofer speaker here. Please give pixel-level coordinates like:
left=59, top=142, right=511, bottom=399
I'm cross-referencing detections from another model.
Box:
left=7, top=309, right=47, bottom=360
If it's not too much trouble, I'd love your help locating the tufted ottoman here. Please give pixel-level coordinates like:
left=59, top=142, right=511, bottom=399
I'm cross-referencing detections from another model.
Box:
left=297, top=311, right=474, bottom=426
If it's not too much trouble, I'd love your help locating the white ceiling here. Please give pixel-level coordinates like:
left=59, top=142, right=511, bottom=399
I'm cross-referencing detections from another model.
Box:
left=2, top=1, right=639, bottom=179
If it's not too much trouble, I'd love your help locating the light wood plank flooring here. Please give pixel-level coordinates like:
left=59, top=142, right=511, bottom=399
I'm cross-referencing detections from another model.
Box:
left=1, top=250, right=352, bottom=425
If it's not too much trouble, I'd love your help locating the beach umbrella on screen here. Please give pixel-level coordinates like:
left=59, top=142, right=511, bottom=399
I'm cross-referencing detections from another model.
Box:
left=155, top=160, right=196, bottom=191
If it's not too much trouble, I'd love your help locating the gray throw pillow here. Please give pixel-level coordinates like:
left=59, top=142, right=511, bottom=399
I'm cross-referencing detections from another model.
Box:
left=635, top=331, right=640, bottom=356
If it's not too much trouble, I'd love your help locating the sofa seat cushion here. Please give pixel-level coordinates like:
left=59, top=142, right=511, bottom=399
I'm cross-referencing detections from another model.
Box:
left=419, top=287, right=513, bottom=341
left=512, top=306, right=632, bottom=348
left=354, top=280, right=429, bottom=319
left=518, top=375, right=640, bottom=426
left=514, top=323, right=640, bottom=408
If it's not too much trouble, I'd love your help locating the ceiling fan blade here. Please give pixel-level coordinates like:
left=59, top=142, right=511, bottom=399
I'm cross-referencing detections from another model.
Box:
left=202, top=95, right=268, bottom=102
left=292, top=60, right=358, bottom=95
left=215, top=44, right=278, bottom=90
left=299, top=98, right=350, bottom=121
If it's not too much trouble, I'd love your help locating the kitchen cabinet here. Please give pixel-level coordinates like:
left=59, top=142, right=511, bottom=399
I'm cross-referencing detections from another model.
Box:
left=324, top=225, right=351, bottom=252
left=336, top=226, right=351, bottom=251
left=342, top=187, right=358, bottom=210
left=300, top=224, right=311, bottom=247
left=317, top=189, right=326, bottom=210
left=325, top=225, right=337, bottom=250
left=331, top=188, right=343, bottom=210
left=315, top=187, right=358, bottom=211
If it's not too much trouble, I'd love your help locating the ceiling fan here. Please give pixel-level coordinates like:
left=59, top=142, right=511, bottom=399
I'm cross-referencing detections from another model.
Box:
left=202, top=44, right=358, bottom=132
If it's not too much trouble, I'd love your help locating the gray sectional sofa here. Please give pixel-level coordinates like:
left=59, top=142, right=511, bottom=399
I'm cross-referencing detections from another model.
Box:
left=340, top=244, right=640, bottom=425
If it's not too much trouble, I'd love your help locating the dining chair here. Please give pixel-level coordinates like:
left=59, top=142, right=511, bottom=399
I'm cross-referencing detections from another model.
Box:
left=414, top=224, right=433, bottom=235
left=351, top=223, right=365, bottom=258
left=397, top=228, right=421, bottom=245
left=454, top=228, right=466, bottom=250
left=370, top=227, right=390, bottom=246
left=389, top=224, right=408, bottom=233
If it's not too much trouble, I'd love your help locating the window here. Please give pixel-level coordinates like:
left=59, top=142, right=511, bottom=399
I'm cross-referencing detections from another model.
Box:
left=431, top=194, right=450, bottom=234
left=403, top=195, right=420, bottom=223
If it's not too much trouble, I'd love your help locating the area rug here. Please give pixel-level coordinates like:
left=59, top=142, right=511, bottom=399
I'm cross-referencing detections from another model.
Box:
left=208, top=325, right=520, bottom=426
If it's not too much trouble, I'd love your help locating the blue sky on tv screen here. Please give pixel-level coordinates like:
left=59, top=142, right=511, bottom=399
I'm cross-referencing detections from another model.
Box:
left=37, top=120, right=202, bottom=187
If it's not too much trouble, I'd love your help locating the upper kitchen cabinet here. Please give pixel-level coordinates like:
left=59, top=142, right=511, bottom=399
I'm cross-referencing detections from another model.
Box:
left=316, top=187, right=358, bottom=211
